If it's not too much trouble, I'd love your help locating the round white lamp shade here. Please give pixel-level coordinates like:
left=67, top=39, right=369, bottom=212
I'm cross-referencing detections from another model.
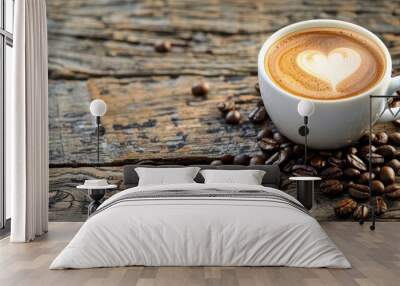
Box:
left=90, top=99, right=107, bottom=117
left=297, top=100, right=315, bottom=117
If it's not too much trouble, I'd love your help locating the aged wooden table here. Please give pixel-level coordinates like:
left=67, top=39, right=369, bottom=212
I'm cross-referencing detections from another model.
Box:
left=47, top=0, right=400, bottom=221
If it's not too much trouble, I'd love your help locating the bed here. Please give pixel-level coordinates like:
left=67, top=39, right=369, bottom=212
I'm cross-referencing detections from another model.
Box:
left=50, top=164, right=351, bottom=269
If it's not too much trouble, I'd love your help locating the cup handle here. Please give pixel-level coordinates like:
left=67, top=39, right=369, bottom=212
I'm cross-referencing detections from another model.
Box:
left=377, top=75, right=400, bottom=122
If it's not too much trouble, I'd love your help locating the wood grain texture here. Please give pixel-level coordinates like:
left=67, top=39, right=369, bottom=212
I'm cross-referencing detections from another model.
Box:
left=49, top=76, right=261, bottom=165
left=47, top=0, right=400, bottom=221
left=1, top=222, right=400, bottom=286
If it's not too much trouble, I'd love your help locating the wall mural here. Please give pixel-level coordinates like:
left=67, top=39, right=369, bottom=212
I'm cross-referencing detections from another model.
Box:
left=48, top=0, right=400, bottom=221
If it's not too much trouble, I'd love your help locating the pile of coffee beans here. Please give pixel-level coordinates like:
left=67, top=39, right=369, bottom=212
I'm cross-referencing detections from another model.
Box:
left=213, top=83, right=400, bottom=219
left=252, top=124, right=400, bottom=219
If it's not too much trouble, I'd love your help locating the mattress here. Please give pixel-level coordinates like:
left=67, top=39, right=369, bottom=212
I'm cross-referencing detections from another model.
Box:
left=50, top=183, right=351, bottom=269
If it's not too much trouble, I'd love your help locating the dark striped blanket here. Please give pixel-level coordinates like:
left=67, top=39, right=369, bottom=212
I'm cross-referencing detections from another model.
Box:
left=92, top=189, right=308, bottom=217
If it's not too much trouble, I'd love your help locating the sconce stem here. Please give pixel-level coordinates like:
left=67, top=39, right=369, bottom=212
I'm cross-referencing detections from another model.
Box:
left=304, top=116, right=308, bottom=166
left=96, top=116, right=100, bottom=166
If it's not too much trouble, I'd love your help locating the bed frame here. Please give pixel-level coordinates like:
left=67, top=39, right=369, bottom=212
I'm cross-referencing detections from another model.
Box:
left=123, top=164, right=281, bottom=189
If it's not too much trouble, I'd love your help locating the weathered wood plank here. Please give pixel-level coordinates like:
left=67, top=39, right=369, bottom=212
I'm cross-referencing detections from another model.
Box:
left=49, top=167, right=122, bottom=221
left=47, top=0, right=400, bottom=164
left=49, top=76, right=262, bottom=165
left=47, top=0, right=400, bottom=221
left=47, top=0, right=400, bottom=79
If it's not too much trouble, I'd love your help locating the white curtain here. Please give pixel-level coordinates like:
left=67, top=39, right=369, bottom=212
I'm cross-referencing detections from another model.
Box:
left=9, top=0, right=49, bottom=242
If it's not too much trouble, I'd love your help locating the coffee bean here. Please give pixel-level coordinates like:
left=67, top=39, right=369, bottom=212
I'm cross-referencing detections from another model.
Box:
left=372, top=196, right=387, bottom=215
left=220, top=154, right=234, bottom=164
left=365, top=153, right=385, bottom=165
left=394, top=119, right=400, bottom=128
left=210, top=160, right=223, bottom=166
left=249, top=154, right=266, bottom=165
left=282, top=159, right=296, bottom=173
left=291, top=165, right=317, bottom=177
left=380, top=166, right=395, bottom=185
left=344, top=168, right=361, bottom=178
left=225, top=110, right=241, bottom=124
left=353, top=204, right=369, bottom=220
left=389, top=132, right=400, bottom=145
left=333, top=150, right=344, bottom=159
left=360, top=132, right=375, bottom=144
left=390, top=98, right=400, bottom=108
left=279, top=142, right=293, bottom=149
left=271, top=132, right=286, bottom=144
left=359, top=145, right=376, bottom=156
left=371, top=180, right=385, bottom=194
left=265, top=152, right=280, bottom=165
left=270, top=125, right=278, bottom=133
left=348, top=183, right=370, bottom=200
left=248, top=106, right=267, bottom=123
left=385, top=183, right=400, bottom=199
left=347, top=154, right=367, bottom=171
left=388, top=159, right=400, bottom=174
left=343, top=179, right=352, bottom=190
left=257, top=128, right=272, bottom=140
left=334, top=198, right=357, bottom=217
left=358, top=172, right=375, bottom=185
left=327, top=157, right=345, bottom=168
left=233, top=154, right=250, bottom=165
left=154, top=40, right=171, bottom=53
left=376, top=145, right=396, bottom=158
left=310, top=156, right=326, bottom=169
left=321, top=166, right=343, bottom=179
left=192, top=82, right=210, bottom=97
left=320, top=180, right=344, bottom=196
left=293, top=145, right=305, bottom=156
left=273, top=149, right=291, bottom=166
left=347, top=147, right=358, bottom=155
left=294, top=158, right=304, bottom=165
left=258, top=138, right=279, bottom=152
left=217, top=100, right=235, bottom=113
left=374, top=131, right=389, bottom=145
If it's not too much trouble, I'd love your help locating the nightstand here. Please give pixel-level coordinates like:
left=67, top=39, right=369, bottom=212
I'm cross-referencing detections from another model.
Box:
left=77, top=181, right=117, bottom=216
left=289, top=176, right=321, bottom=210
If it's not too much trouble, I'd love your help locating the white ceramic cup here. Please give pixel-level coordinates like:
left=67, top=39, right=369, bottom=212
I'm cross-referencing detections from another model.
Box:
left=258, top=19, right=400, bottom=149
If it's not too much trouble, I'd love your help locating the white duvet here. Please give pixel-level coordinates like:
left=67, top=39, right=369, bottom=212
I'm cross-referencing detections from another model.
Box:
left=50, top=183, right=351, bottom=269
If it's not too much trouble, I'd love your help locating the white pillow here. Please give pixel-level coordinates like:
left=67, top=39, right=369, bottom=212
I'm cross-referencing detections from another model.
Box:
left=200, top=169, right=266, bottom=185
left=135, top=167, right=200, bottom=186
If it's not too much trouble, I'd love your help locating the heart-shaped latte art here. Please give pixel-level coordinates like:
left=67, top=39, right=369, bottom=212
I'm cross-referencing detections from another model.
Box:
left=296, top=47, right=361, bottom=91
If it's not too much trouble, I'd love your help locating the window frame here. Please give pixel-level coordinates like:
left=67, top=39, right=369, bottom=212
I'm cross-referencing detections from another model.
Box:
left=0, top=0, right=13, bottom=230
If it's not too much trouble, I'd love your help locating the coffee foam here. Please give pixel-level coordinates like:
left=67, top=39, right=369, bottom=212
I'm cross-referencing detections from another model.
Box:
left=265, top=27, right=386, bottom=100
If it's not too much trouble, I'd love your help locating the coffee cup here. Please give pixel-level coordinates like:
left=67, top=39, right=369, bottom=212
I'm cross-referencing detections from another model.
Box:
left=258, top=19, right=400, bottom=149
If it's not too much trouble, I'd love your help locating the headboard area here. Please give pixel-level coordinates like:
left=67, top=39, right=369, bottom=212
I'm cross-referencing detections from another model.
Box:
left=123, top=164, right=281, bottom=189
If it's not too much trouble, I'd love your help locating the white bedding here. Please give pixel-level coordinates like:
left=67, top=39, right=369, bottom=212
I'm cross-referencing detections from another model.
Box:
left=50, top=183, right=351, bottom=269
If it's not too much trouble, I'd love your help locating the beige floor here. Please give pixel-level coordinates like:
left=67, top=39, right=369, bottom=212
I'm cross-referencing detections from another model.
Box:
left=0, top=222, right=399, bottom=286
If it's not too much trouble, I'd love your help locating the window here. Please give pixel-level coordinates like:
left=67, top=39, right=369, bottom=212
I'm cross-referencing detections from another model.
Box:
left=1, top=0, right=14, bottom=229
